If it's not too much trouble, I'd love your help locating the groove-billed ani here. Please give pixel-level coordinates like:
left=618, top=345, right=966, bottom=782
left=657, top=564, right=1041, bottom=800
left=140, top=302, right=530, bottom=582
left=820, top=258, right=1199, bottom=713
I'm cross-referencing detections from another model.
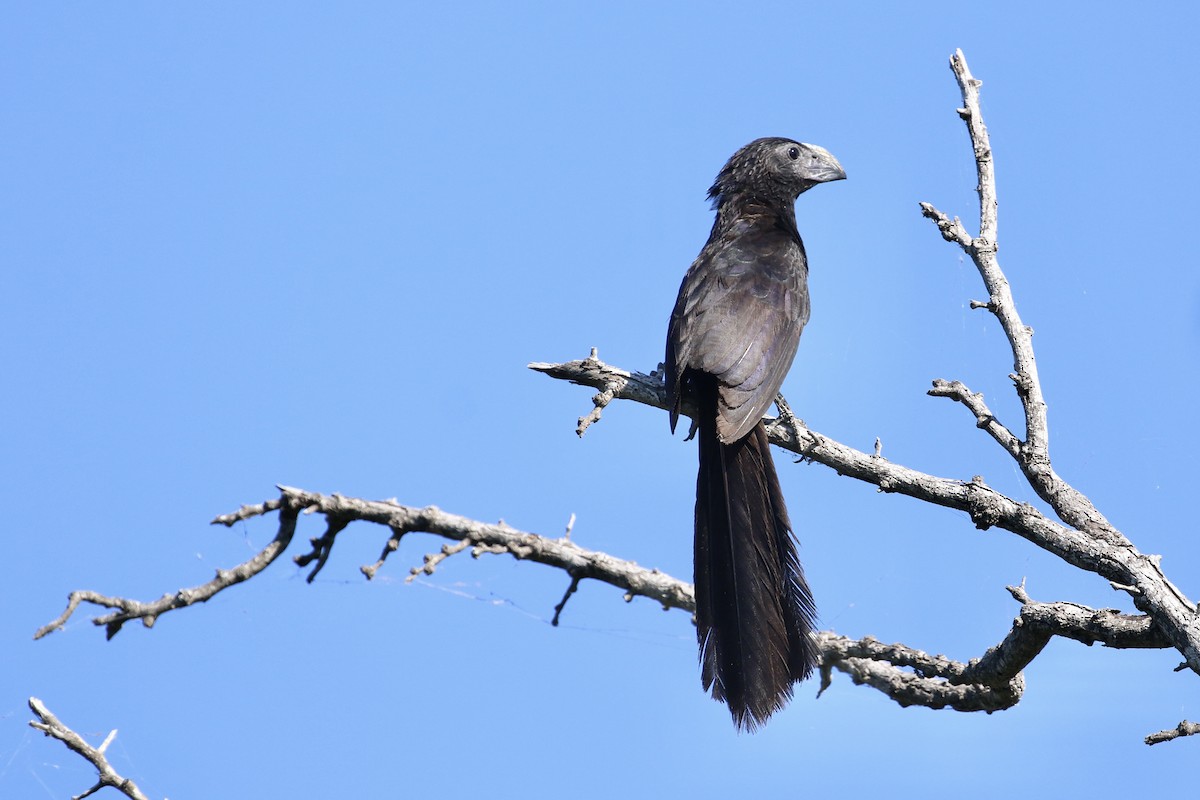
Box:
left=665, top=137, right=845, bottom=730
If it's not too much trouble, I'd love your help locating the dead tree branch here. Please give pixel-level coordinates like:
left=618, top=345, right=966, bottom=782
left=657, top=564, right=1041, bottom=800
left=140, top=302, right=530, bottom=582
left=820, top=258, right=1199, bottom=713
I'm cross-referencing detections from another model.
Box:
left=28, top=698, right=152, bottom=800
left=37, top=486, right=694, bottom=637
left=918, top=50, right=1198, bottom=676
left=35, top=483, right=1175, bottom=719
left=35, top=499, right=298, bottom=641
left=1146, top=720, right=1200, bottom=746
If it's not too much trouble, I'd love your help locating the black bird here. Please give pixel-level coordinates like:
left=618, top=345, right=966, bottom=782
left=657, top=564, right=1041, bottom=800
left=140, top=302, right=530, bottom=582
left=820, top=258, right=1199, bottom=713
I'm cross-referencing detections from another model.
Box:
left=665, top=137, right=845, bottom=730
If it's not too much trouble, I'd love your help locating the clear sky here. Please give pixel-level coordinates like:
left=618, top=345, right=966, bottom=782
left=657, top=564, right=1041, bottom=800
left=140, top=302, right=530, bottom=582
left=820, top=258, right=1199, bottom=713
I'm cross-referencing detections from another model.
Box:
left=4, top=3, right=1199, bottom=797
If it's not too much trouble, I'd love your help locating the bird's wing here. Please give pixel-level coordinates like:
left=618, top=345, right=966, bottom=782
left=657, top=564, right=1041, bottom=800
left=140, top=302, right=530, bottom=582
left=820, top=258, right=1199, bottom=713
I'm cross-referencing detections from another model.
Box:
left=667, top=217, right=809, bottom=442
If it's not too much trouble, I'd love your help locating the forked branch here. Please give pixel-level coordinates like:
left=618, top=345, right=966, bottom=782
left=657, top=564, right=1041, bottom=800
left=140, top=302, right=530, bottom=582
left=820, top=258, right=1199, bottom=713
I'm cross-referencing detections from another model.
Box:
left=28, top=698, right=151, bottom=800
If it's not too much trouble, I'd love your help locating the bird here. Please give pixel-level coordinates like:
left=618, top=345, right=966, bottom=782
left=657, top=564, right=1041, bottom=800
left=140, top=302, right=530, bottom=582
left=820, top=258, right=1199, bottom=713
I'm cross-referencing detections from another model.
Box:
left=665, top=137, right=845, bottom=730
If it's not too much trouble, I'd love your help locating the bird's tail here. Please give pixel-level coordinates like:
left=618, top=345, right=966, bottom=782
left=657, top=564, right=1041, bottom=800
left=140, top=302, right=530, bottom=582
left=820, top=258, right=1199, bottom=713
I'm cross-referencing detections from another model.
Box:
left=694, top=384, right=818, bottom=731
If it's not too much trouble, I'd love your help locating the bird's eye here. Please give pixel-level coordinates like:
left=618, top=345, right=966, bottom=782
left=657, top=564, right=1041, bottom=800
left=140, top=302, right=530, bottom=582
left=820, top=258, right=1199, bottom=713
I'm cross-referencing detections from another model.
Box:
left=787, top=146, right=800, bottom=160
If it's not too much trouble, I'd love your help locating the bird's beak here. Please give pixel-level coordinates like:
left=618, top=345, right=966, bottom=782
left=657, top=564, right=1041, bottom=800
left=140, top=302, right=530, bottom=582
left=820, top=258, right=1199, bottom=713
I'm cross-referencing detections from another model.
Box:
left=800, top=143, right=847, bottom=183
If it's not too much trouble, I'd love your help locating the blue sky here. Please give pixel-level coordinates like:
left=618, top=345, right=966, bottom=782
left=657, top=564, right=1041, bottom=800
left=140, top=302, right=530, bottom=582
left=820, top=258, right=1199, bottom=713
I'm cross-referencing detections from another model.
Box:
left=4, top=3, right=1199, bottom=797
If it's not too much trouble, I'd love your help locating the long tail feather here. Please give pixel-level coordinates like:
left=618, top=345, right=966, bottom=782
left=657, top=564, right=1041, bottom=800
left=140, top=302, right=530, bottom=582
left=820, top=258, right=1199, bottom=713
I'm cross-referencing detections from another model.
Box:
left=694, top=383, right=818, bottom=731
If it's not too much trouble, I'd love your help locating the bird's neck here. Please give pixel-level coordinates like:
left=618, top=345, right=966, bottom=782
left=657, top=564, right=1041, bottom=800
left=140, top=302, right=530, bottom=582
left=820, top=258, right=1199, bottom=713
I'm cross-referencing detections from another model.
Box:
left=710, top=193, right=799, bottom=240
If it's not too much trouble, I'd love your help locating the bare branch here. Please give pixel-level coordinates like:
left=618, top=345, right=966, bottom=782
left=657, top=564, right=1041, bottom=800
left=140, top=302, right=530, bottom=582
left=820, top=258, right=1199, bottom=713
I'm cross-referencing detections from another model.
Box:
left=363, top=523, right=407, bottom=580
left=917, top=51, right=1200, bottom=678
left=535, top=355, right=1102, bottom=573
left=924, top=52, right=1049, bottom=466
left=962, top=584, right=1172, bottom=687
left=36, top=477, right=1179, bottom=720
left=28, top=698, right=151, bottom=800
left=35, top=494, right=300, bottom=640
left=294, top=515, right=350, bottom=582
left=573, top=348, right=618, bottom=434
left=532, top=356, right=1200, bottom=718
left=37, top=486, right=695, bottom=638
left=918, top=202, right=972, bottom=247
left=211, top=495, right=284, bottom=525
left=529, top=352, right=669, bottom=432
left=1146, top=720, right=1200, bottom=746
left=951, top=49, right=998, bottom=245
left=277, top=488, right=696, bottom=613
left=927, top=379, right=1021, bottom=458
left=404, top=539, right=471, bottom=583
left=533, top=350, right=1199, bottom=685
left=551, top=573, right=583, bottom=627
left=816, top=583, right=1171, bottom=713
left=821, top=646, right=1023, bottom=713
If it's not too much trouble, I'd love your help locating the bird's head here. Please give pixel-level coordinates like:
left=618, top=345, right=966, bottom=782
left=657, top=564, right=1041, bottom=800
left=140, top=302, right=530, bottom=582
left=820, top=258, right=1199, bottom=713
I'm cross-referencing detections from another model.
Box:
left=708, top=137, right=846, bottom=208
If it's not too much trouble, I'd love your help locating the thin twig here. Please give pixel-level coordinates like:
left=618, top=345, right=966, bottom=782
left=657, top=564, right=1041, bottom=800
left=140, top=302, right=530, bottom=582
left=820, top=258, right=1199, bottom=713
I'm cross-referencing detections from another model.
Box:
left=28, top=698, right=151, bottom=800
left=405, top=539, right=472, bottom=583
left=927, top=379, right=1021, bottom=458
left=551, top=573, right=583, bottom=626
left=35, top=497, right=299, bottom=640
